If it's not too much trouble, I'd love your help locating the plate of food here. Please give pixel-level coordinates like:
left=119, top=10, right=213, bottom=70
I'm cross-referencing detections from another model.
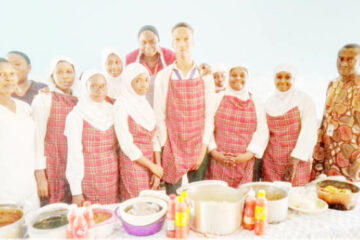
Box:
left=288, top=187, right=328, bottom=214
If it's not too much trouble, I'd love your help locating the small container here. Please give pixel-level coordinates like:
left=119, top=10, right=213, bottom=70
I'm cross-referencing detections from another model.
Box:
left=166, top=194, right=176, bottom=238
left=181, top=191, right=190, bottom=234
left=254, top=190, right=267, bottom=236
left=242, top=189, right=256, bottom=230
left=175, top=196, right=187, bottom=239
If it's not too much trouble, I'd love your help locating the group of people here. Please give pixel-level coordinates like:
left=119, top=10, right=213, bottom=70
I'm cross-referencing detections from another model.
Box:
left=1, top=22, right=360, bottom=209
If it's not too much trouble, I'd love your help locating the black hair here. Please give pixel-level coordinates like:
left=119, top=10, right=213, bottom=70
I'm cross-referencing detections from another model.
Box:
left=7, top=50, right=31, bottom=65
left=172, top=22, right=194, bottom=34
left=338, top=43, right=360, bottom=56
left=138, top=25, right=160, bottom=41
left=0, top=58, right=8, bottom=63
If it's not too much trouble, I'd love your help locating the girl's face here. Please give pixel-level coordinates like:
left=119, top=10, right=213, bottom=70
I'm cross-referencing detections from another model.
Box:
left=0, top=62, right=18, bottom=96
left=131, top=73, right=149, bottom=96
left=88, top=74, right=107, bottom=103
left=106, top=53, right=123, bottom=78
left=229, top=67, right=247, bottom=91
left=275, top=71, right=292, bottom=92
left=213, top=71, right=226, bottom=88
left=53, top=61, right=75, bottom=91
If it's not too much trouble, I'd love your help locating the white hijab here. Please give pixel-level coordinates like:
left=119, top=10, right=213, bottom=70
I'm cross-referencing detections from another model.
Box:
left=223, top=65, right=250, bottom=101
left=116, top=63, right=156, bottom=131
left=212, top=64, right=228, bottom=92
left=101, top=48, right=124, bottom=99
left=265, top=64, right=301, bottom=116
left=73, top=70, right=113, bottom=131
left=47, top=56, right=78, bottom=95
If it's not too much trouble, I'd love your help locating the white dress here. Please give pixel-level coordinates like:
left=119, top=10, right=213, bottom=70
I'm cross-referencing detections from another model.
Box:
left=0, top=99, right=39, bottom=208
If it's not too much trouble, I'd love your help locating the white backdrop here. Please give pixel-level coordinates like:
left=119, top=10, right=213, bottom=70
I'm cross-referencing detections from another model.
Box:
left=1, top=0, right=360, bottom=118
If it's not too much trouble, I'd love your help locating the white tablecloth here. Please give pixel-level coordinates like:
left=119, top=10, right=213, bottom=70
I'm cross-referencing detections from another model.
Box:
left=105, top=201, right=360, bottom=239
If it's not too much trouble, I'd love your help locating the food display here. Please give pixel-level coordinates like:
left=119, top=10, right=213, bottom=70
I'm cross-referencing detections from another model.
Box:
left=93, top=209, right=113, bottom=224
left=33, top=210, right=68, bottom=230
left=0, top=208, right=23, bottom=227
left=125, top=202, right=162, bottom=216
left=316, top=180, right=360, bottom=210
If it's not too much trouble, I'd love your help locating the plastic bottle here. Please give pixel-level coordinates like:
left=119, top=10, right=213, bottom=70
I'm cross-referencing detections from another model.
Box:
left=72, top=209, right=89, bottom=239
left=242, top=189, right=256, bottom=230
left=181, top=191, right=190, bottom=234
left=66, top=204, right=77, bottom=239
left=175, top=196, right=187, bottom=239
left=83, top=201, right=95, bottom=228
left=254, top=190, right=267, bottom=236
left=166, top=194, right=176, bottom=238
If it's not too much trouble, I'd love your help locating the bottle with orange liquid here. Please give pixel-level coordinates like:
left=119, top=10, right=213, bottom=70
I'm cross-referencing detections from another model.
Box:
left=175, top=196, right=188, bottom=239
left=254, top=190, right=267, bottom=236
left=73, top=209, right=89, bottom=239
left=181, top=191, right=190, bottom=234
left=67, top=204, right=77, bottom=239
left=242, top=189, right=256, bottom=230
left=166, top=194, right=176, bottom=238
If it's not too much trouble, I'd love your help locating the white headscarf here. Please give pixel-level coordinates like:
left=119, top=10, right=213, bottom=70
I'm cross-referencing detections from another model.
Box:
left=101, top=48, right=124, bottom=99
left=73, top=70, right=113, bottom=131
left=223, top=65, right=250, bottom=101
left=47, top=56, right=78, bottom=95
left=265, top=64, right=301, bottom=116
left=212, top=64, right=228, bottom=92
left=116, top=63, right=156, bottom=131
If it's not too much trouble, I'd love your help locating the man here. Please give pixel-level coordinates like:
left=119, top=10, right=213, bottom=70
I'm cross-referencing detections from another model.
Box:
left=312, top=43, right=360, bottom=181
left=6, top=51, right=47, bottom=105
left=154, top=22, right=215, bottom=194
left=126, top=25, right=175, bottom=106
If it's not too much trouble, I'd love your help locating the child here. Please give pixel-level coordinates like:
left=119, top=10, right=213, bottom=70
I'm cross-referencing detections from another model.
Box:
left=212, top=64, right=227, bottom=93
left=33, top=57, right=78, bottom=203
left=66, top=70, right=119, bottom=206
left=114, top=63, right=163, bottom=200
left=207, top=65, right=269, bottom=187
left=102, top=48, right=124, bottom=101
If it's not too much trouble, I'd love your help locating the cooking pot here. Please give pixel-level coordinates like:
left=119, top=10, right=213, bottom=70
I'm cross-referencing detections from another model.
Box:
left=0, top=203, right=28, bottom=238
left=187, top=184, right=248, bottom=235
left=239, top=181, right=291, bottom=223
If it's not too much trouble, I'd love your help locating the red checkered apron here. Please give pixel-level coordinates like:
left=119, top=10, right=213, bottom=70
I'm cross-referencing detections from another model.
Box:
left=45, top=91, right=78, bottom=203
left=119, top=116, right=155, bottom=201
left=81, top=121, right=119, bottom=204
left=206, top=95, right=257, bottom=187
left=263, top=107, right=311, bottom=186
left=162, top=73, right=205, bottom=184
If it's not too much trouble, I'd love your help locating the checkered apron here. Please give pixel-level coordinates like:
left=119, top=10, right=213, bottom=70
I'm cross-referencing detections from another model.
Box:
left=206, top=95, right=257, bottom=187
left=263, top=107, right=310, bottom=186
left=162, top=73, right=205, bottom=184
left=119, top=116, right=155, bottom=201
left=81, top=121, right=119, bottom=204
left=45, top=91, right=78, bottom=203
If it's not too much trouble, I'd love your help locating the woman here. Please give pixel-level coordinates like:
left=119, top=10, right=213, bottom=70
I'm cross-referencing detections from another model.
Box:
left=207, top=65, right=269, bottom=187
left=212, top=64, right=227, bottom=93
left=66, top=70, right=119, bottom=206
left=101, top=48, right=124, bottom=101
left=113, top=63, right=163, bottom=200
left=33, top=57, right=78, bottom=203
left=0, top=59, right=39, bottom=207
left=263, top=65, right=318, bottom=186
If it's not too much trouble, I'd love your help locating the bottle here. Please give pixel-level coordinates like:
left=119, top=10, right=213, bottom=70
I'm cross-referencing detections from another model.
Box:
left=83, top=201, right=95, bottom=228
left=242, top=189, right=256, bottom=230
left=166, top=194, right=176, bottom=238
left=254, top=190, right=267, bottom=236
left=175, top=196, right=187, bottom=239
left=72, top=209, right=89, bottom=239
left=67, top=204, right=77, bottom=239
left=181, top=191, right=190, bottom=234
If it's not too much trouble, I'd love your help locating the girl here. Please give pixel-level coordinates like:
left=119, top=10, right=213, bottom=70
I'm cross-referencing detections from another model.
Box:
left=207, top=65, right=269, bottom=187
left=33, top=57, right=78, bottom=203
left=212, top=64, right=227, bottom=93
left=114, top=63, right=163, bottom=201
left=263, top=65, right=318, bottom=186
left=102, top=49, right=124, bottom=101
left=0, top=60, right=39, bottom=207
left=66, top=70, right=119, bottom=206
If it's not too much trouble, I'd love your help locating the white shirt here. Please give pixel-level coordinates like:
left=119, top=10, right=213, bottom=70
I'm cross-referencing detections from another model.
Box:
left=113, top=106, right=161, bottom=162
left=0, top=99, right=39, bottom=208
left=32, top=89, right=72, bottom=170
left=208, top=93, right=269, bottom=158
left=153, top=63, right=216, bottom=147
left=266, top=90, right=318, bottom=162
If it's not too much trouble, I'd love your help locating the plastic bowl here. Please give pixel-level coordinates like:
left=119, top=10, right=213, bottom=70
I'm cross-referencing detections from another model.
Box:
left=92, top=208, right=116, bottom=238
left=120, top=216, right=165, bottom=236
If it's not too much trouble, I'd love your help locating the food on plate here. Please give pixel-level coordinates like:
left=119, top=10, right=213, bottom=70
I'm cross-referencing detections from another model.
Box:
left=0, top=208, right=23, bottom=227
left=33, top=214, right=68, bottom=230
left=93, top=209, right=112, bottom=224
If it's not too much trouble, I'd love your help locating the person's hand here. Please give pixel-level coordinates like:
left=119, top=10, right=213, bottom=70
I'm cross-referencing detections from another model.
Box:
left=39, top=87, right=50, bottom=94
left=230, top=152, right=255, bottom=165
left=150, top=164, right=164, bottom=179
left=150, top=175, right=161, bottom=190
left=211, top=150, right=236, bottom=166
left=35, top=170, right=49, bottom=198
left=199, top=63, right=212, bottom=77
left=72, top=194, right=85, bottom=207
left=283, top=158, right=300, bottom=182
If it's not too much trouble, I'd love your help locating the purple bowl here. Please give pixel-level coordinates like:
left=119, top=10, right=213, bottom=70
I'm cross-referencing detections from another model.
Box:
left=115, top=207, right=165, bottom=236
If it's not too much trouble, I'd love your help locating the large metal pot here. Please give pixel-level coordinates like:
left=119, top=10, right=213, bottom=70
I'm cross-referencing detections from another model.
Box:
left=0, top=203, right=26, bottom=238
left=239, top=181, right=291, bottom=224
left=187, top=184, right=248, bottom=235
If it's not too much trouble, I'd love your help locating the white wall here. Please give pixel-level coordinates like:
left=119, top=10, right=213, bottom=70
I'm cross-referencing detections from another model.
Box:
left=1, top=0, right=360, bottom=118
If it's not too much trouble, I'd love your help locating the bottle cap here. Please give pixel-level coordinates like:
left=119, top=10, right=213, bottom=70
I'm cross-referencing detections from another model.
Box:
left=177, top=196, right=184, bottom=203
left=258, top=190, right=266, bottom=198
left=169, top=194, right=176, bottom=201
left=248, top=189, right=255, bottom=198
left=181, top=191, right=188, bottom=198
